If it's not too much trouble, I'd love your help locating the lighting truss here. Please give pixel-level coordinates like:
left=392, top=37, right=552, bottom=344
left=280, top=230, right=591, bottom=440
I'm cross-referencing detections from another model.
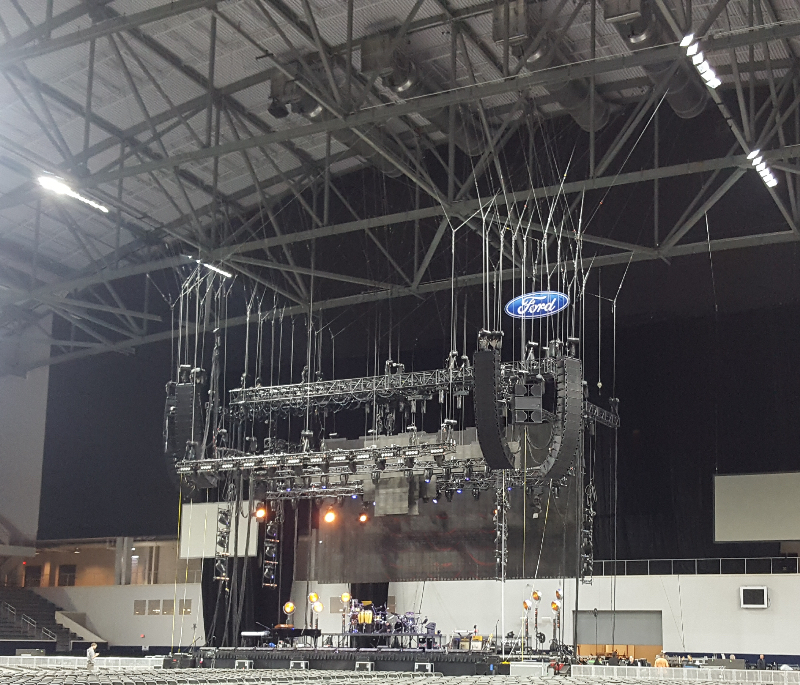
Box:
left=229, top=360, right=619, bottom=428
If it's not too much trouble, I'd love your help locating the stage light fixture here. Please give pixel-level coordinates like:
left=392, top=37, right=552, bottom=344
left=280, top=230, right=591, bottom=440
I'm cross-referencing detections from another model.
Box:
left=308, top=592, right=319, bottom=603
left=341, top=592, right=351, bottom=603
left=680, top=33, right=694, bottom=47
left=38, top=175, right=109, bottom=213
left=555, top=588, right=563, bottom=600
left=532, top=590, right=541, bottom=602
left=445, top=489, right=454, bottom=502
left=340, top=473, right=349, bottom=485
left=456, top=487, right=462, bottom=494
left=691, top=51, right=704, bottom=65
left=523, top=599, right=533, bottom=611
left=358, top=508, right=369, bottom=524
left=472, top=486, right=480, bottom=500
left=323, top=507, right=336, bottom=523
left=283, top=601, right=296, bottom=615
left=218, top=510, right=231, bottom=526
left=321, top=474, right=329, bottom=488
left=254, top=504, right=267, bottom=519
left=551, top=601, right=560, bottom=612
left=371, top=471, right=381, bottom=484
left=464, top=464, right=473, bottom=481
left=312, top=601, right=324, bottom=613
left=424, top=468, right=433, bottom=483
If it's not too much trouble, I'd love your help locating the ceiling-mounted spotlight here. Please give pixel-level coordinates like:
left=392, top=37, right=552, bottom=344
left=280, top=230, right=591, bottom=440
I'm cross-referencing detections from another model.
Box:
left=358, top=507, right=369, bottom=524
left=445, top=489, right=454, bottom=503
left=375, top=456, right=386, bottom=471
left=340, top=473, right=349, bottom=485
left=423, top=468, right=433, bottom=483
left=371, top=471, right=381, bottom=484
left=38, top=175, right=109, bottom=213
left=268, top=99, right=289, bottom=118
left=254, top=503, right=267, bottom=519
left=320, top=474, right=329, bottom=488
left=323, top=507, right=336, bottom=523
left=472, top=486, right=480, bottom=500
left=432, top=489, right=440, bottom=504
left=464, top=464, right=473, bottom=481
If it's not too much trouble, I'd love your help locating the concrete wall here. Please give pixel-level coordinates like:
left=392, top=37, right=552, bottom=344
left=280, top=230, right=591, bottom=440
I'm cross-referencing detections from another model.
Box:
left=292, top=574, right=800, bottom=656
left=0, top=320, right=51, bottom=549
left=35, top=583, right=204, bottom=648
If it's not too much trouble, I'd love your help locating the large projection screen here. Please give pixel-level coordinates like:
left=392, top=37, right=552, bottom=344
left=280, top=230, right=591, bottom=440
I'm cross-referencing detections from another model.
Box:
left=715, top=473, right=800, bottom=542
left=179, top=502, right=258, bottom=558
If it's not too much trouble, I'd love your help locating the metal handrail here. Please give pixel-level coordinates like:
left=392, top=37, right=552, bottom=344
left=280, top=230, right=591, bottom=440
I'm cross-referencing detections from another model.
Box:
left=0, top=599, right=57, bottom=640
left=595, top=556, right=799, bottom=576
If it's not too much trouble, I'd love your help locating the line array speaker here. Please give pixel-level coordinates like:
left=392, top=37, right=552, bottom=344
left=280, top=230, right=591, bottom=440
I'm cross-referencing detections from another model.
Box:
left=473, top=349, right=515, bottom=470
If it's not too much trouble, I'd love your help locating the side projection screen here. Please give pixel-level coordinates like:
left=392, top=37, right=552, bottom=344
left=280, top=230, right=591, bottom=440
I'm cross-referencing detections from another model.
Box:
left=714, top=472, right=800, bottom=542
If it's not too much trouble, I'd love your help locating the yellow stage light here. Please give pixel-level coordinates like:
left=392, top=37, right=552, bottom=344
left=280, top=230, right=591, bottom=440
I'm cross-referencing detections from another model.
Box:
left=341, top=592, right=351, bottom=603
left=324, top=508, right=336, bottom=523
left=312, top=601, right=324, bottom=613
left=523, top=599, right=533, bottom=611
left=551, top=601, right=560, bottom=612
left=255, top=506, right=267, bottom=519
left=283, top=601, right=296, bottom=615
left=532, top=590, right=541, bottom=602
left=358, top=511, right=369, bottom=523
left=308, top=592, right=319, bottom=603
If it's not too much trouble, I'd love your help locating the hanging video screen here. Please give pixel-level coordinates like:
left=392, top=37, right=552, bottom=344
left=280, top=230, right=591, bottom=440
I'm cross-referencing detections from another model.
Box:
left=309, top=478, right=578, bottom=583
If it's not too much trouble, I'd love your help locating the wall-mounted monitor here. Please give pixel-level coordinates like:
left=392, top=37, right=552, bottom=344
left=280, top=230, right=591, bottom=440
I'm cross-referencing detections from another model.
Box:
left=740, top=586, right=768, bottom=609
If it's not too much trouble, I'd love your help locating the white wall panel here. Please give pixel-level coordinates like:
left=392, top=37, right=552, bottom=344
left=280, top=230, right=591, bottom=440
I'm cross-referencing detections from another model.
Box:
left=35, top=584, right=204, bottom=648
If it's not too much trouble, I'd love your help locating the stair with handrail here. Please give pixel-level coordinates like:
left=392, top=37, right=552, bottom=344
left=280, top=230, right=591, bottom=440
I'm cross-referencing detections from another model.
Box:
left=0, top=588, right=81, bottom=651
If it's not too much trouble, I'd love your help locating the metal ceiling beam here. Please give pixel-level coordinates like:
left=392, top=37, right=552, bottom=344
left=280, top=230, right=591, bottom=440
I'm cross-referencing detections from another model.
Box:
left=0, top=0, right=220, bottom=69
left=79, top=19, right=800, bottom=188
left=7, top=142, right=800, bottom=308
left=22, top=228, right=800, bottom=370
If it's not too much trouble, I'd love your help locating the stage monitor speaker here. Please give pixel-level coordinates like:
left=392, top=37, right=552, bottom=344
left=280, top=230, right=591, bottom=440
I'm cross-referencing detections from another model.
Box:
left=473, top=349, right=515, bottom=470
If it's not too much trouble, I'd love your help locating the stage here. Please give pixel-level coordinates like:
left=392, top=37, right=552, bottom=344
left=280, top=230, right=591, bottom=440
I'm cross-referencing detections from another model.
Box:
left=195, top=647, right=529, bottom=675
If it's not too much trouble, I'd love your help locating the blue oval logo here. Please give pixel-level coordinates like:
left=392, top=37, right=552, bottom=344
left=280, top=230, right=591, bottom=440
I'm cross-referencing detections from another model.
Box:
left=504, top=291, right=570, bottom=319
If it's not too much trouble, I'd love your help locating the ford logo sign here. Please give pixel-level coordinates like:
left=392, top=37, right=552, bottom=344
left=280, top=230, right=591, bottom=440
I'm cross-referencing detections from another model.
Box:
left=504, top=291, right=570, bottom=319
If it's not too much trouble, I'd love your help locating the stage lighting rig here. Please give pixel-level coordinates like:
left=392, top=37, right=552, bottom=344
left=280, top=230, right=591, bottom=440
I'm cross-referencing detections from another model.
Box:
left=323, top=507, right=336, bottom=523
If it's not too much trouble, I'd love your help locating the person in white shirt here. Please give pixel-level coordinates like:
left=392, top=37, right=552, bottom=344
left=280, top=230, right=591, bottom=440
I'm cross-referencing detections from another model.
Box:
left=86, top=643, right=98, bottom=671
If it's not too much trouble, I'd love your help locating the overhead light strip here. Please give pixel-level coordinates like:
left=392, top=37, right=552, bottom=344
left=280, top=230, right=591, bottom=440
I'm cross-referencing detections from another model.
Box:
left=38, top=175, right=109, bottom=213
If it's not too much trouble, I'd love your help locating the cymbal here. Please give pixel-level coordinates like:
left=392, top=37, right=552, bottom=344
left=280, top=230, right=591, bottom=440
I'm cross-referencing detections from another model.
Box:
left=274, top=624, right=294, bottom=629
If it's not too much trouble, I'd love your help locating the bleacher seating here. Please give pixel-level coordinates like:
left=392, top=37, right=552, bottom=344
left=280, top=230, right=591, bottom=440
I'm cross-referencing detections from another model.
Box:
left=0, top=588, right=82, bottom=650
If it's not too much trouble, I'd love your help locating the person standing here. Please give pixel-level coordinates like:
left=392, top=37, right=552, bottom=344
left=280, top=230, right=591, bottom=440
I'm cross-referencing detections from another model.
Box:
left=655, top=654, right=669, bottom=668
left=757, top=655, right=767, bottom=670
left=86, top=642, right=99, bottom=671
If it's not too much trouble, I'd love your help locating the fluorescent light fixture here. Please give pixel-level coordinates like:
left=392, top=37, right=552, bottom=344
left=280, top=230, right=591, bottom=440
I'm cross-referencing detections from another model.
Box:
left=697, top=60, right=711, bottom=74
left=707, top=78, right=721, bottom=89
left=751, top=156, right=763, bottom=166
left=767, top=178, right=778, bottom=187
left=747, top=149, right=760, bottom=160
left=680, top=34, right=695, bottom=47
left=702, top=69, right=717, bottom=81
left=756, top=162, right=767, bottom=173
left=692, top=52, right=704, bottom=65
left=196, top=259, right=232, bottom=278
left=38, top=175, right=109, bottom=213
left=686, top=42, right=699, bottom=56
left=759, top=168, right=770, bottom=178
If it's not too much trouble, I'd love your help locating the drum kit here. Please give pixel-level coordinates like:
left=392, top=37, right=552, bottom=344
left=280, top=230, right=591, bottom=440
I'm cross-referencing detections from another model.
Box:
left=342, top=597, right=427, bottom=635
